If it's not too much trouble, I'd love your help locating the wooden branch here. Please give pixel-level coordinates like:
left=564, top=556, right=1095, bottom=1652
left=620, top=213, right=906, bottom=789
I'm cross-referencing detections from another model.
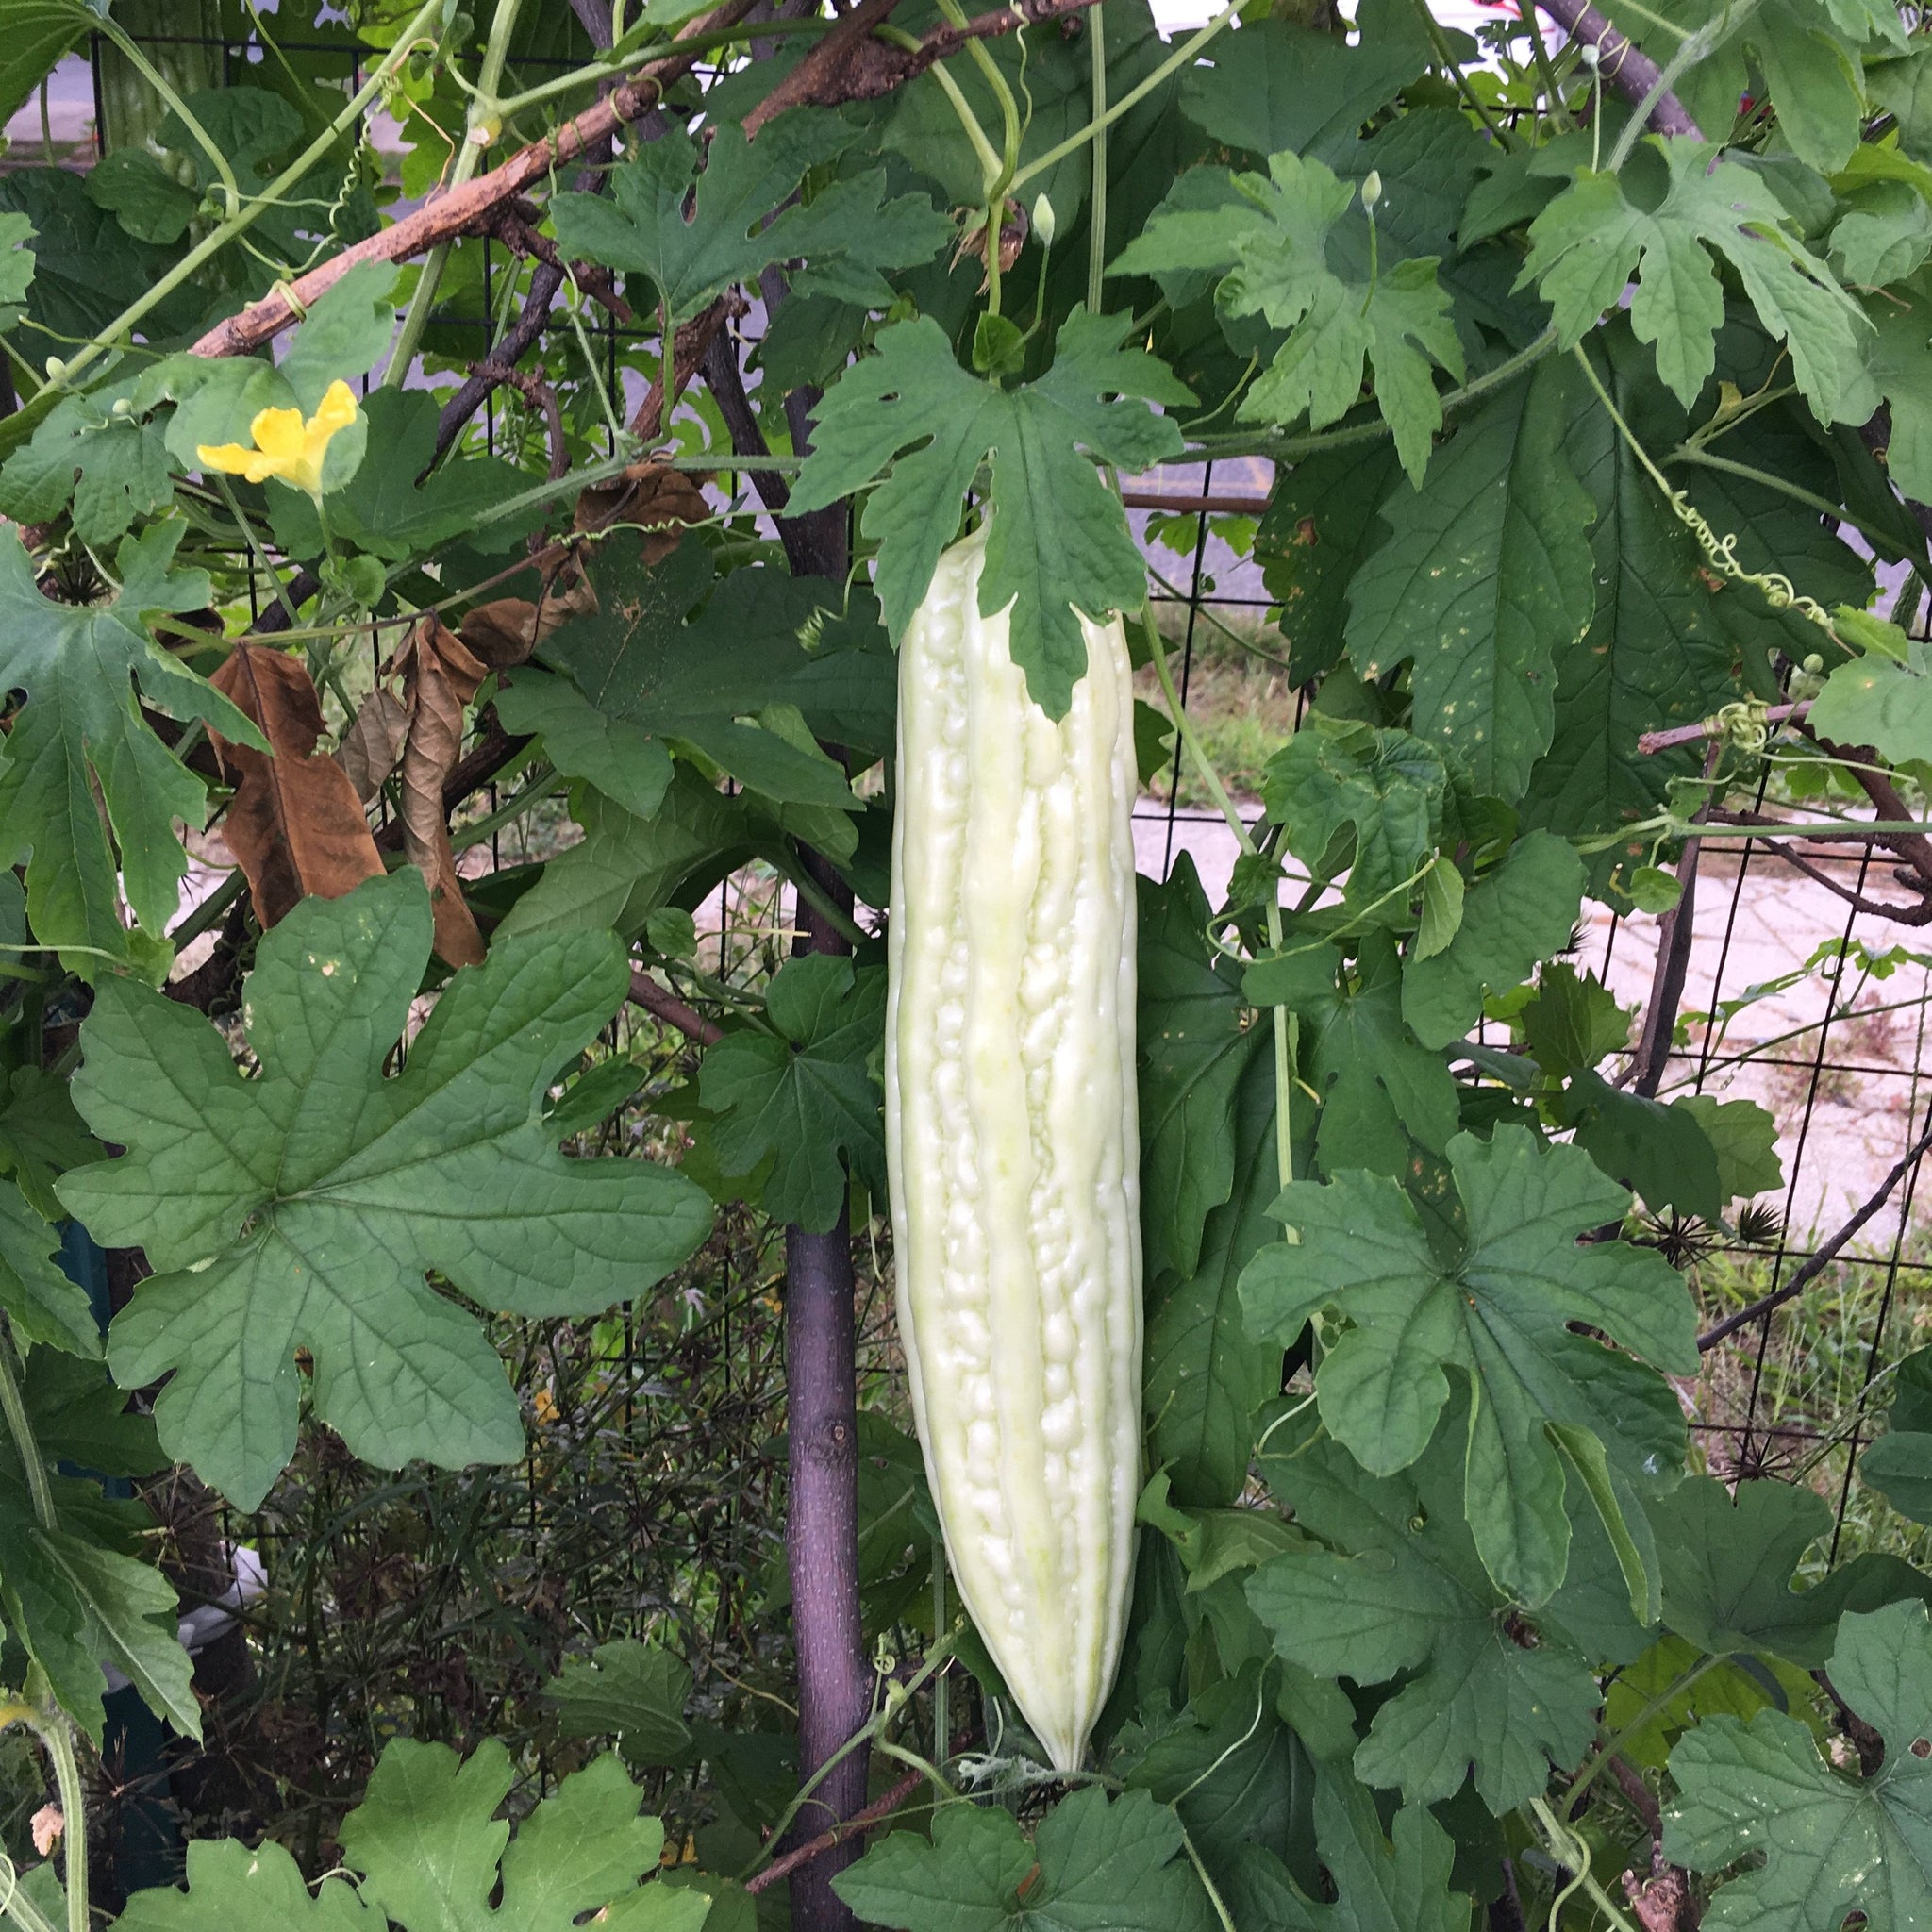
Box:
left=745, top=1767, right=925, bottom=1895
left=1699, top=1113, right=1932, bottom=1351
left=1537, top=0, right=1704, bottom=139
left=627, top=967, right=724, bottom=1045
left=1799, top=721, right=1932, bottom=891
left=191, top=0, right=1096, bottom=362
left=473, top=360, right=568, bottom=478
left=1638, top=702, right=1807, bottom=755
left=190, top=1, right=759, bottom=360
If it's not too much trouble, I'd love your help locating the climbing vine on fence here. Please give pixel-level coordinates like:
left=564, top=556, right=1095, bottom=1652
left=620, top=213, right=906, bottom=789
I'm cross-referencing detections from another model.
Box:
left=4, top=0, right=1932, bottom=1927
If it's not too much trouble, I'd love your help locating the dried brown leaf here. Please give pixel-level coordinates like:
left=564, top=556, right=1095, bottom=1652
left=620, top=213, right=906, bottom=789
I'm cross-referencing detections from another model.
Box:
left=457, top=569, right=598, bottom=670
left=208, top=644, right=385, bottom=929
left=391, top=615, right=491, bottom=967
left=575, top=460, right=710, bottom=561
left=336, top=686, right=409, bottom=803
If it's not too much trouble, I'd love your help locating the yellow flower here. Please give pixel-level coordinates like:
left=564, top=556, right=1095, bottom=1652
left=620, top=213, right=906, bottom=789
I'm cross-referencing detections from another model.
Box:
left=197, top=378, right=360, bottom=499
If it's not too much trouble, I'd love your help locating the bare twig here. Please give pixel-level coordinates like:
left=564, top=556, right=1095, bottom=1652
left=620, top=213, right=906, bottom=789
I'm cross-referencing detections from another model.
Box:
left=1802, top=722, right=1932, bottom=893
left=743, top=1767, right=925, bottom=1895
left=1754, top=834, right=1932, bottom=923
left=1537, top=0, right=1704, bottom=138
left=190, top=2, right=759, bottom=359
left=627, top=968, right=724, bottom=1045
left=1699, top=1114, right=1932, bottom=1351
left=1638, top=702, right=1807, bottom=755
left=1626, top=743, right=1717, bottom=1096
left=472, top=361, right=569, bottom=479
left=192, top=0, right=1097, bottom=360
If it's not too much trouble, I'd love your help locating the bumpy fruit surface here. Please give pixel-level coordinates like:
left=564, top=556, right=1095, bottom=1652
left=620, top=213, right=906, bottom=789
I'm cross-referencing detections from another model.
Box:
left=886, top=524, right=1141, bottom=1772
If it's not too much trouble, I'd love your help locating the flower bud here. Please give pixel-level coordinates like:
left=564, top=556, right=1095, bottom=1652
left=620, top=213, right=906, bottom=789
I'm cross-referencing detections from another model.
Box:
left=1031, top=192, right=1056, bottom=249
left=1361, top=170, right=1383, bottom=214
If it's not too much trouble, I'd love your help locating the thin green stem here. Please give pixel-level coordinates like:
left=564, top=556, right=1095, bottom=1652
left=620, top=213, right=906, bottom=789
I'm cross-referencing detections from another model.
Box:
left=1670, top=444, right=1921, bottom=566
left=0, top=1321, right=55, bottom=1534
left=1605, top=0, right=1760, bottom=172
left=1531, top=1796, right=1641, bottom=1932
left=781, top=853, right=870, bottom=949
left=57, top=0, right=446, bottom=391
left=449, top=762, right=558, bottom=852
left=1012, top=0, right=1241, bottom=193
left=739, top=1633, right=959, bottom=1881
left=387, top=0, right=530, bottom=387
left=89, top=15, right=242, bottom=216
left=1406, top=0, right=1515, bottom=149
left=493, top=18, right=832, bottom=118
left=1086, top=2, right=1107, bottom=313
left=1142, top=604, right=1294, bottom=1188
left=1187, top=324, right=1557, bottom=461
left=168, top=868, right=249, bottom=954
left=1567, top=1653, right=1724, bottom=1811
left=1518, top=1, right=1569, bottom=132
left=0, top=1850, right=63, bottom=1932
left=0, top=1334, right=84, bottom=1932
left=34, top=1704, right=86, bottom=1932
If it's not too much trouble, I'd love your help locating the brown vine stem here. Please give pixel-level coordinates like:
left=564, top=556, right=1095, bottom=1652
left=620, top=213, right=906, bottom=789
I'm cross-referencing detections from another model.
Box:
left=189, top=0, right=1100, bottom=360
left=743, top=1767, right=926, bottom=1895
left=1637, top=702, right=1807, bottom=756
left=1698, top=1114, right=1932, bottom=1352
left=1535, top=0, right=1703, bottom=138
left=626, top=969, right=723, bottom=1045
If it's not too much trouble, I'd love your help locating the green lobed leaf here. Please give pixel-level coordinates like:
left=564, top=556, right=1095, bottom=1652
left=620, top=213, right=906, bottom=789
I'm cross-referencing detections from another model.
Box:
left=0, top=522, right=263, bottom=967
left=1649, top=1475, right=1932, bottom=1668
left=1257, top=441, right=1405, bottom=687
left=0, top=377, right=175, bottom=545
left=498, top=534, right=889, bottom=813
left=1558, top=1072, right=1725, bottom=1222
left=833, top=1784, right=1214, bottom=1931
left=1401, top=831, right=1585, bottom=1053
left=125, top=1738, right=707, bottom=1930
left=1341, top=359, right=1597, bottom=799
left=1665, top=1599, right=1932, bottom=1931
left=551, top=113, right=944, bottom=325
left=1276, top=932, right=1459, bottom=1184
left=1143, top=1018, right=1284, bottom=1507
left=1861, top=1344, right=1932, bottom=1524
left=787, top=308, right=1191, bottom=719
left=543, top=1640, right=695, bottom=1766
left=1241, top=1124, right=1694, bottom=1607
left=59, top=871, right=715, bottom=1509
left=342, top=1739, right=709, bottom=1931
left=1136, top=856, right=1263, bottom=1283
left=1248, top=1421, right=1604, bottom=1812
left=1177, top=0, right=1426, bottom=158
left=1224, top=1771, right=1471, bottom=1932
left=1811, top=626, right=1932, bottom=762
left=1521, top=139, right=1870, bottom=420
left=1516, top=329, right=1746, bottom=858
left=1116, top=152, right=1461, bottom=480
left=1260, top=718, right=1447, bottom=913
left=117, top=1839, right=375, bottom=1927
left=0, top=1177, right=97, bottom=1357
left=696, top=955, right=886, bottom=1234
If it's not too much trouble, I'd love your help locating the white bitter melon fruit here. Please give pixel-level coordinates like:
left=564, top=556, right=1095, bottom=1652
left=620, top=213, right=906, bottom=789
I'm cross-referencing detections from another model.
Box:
left=886, top=524, right=1141, bottom=1772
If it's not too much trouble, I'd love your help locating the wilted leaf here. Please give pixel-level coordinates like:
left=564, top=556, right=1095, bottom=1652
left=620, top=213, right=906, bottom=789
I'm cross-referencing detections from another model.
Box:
left=210, top=644, right=384, bottom=928
left=337, top=686, right=409, bottom=804
left=391, top=616, right=502, bottom=967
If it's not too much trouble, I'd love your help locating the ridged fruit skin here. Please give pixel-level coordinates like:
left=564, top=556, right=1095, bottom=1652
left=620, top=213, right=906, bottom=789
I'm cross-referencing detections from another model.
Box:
left=885, top=525, right=1141, bottom=1773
